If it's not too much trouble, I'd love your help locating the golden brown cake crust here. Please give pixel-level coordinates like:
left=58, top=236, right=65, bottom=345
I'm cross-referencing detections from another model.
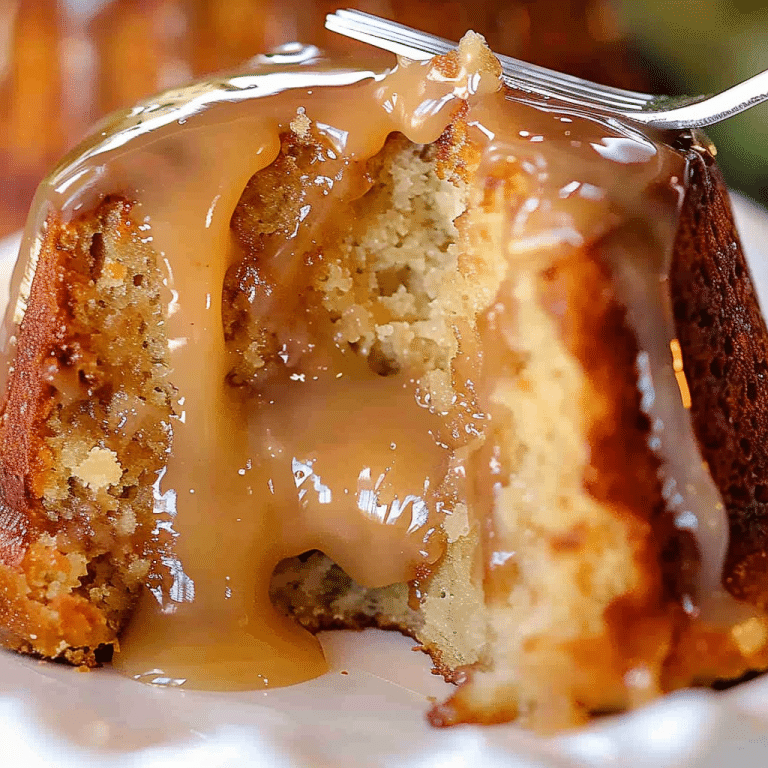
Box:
left=0, top=216, right=64, bottom=556
left=0, top=198, right=172, bottom=664
left=0, top=210, right=112, bottom=660
left=547, top=140, right=768, bottom=701
left=671, top=145, right=768, bottom=609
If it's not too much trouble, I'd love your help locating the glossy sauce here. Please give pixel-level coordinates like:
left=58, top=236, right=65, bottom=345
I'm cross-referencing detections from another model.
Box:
left=1, top=35, right=743, bottom=688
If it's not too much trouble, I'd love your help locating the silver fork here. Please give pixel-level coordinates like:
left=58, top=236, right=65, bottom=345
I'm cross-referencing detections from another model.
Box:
left=325, top=8, right=768, bottom=130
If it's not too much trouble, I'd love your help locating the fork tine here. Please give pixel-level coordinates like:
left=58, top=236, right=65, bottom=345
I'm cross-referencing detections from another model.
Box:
left=495, top=53, right=654, bottom=103
left=330, top=11, right=449, bottom=57
left=498, top=65, right=648, bottom=110
left=330, top=11, right=640, bottom=110
left=324, top=16, right=437, bottom=60
left=501, top=78, right=645, bottom=111
left=497, top=55, right=652, bottom=106
left=342, top=9, right=655, bottom=104
left=328, top=9, right=655, bottom=111
left=496, top=74, right=648, bottom=112
left=329, top=15, right=638, bottom=110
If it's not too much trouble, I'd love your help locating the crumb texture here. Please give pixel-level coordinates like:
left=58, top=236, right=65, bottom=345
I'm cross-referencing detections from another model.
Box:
left=0, top=198, right=172, bottom=663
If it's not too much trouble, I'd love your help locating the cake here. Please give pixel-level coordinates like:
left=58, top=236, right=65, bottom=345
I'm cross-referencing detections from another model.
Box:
left=1, top=34, right=768, bottom=731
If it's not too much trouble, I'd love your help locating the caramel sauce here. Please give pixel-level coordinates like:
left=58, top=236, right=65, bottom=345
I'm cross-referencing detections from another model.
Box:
left=1, top=35, right=747, bottom=688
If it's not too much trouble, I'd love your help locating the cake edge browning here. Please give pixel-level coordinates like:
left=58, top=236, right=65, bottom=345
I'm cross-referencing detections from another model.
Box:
left=0, top=213, right=112, bottom=662
left=666, top=142, right=768, bottom=685
left=672, top=144, right=768, bottom=608
left=0, top=199, right=173, bottom=665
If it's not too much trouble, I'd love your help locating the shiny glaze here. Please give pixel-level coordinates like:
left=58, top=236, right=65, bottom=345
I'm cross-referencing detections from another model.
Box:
left=0, top=36, right=741, bottom=688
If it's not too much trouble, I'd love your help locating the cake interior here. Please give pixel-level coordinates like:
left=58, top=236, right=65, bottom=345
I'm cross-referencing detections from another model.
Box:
left=254, top=126, right=665, bottom=726
left=4, top=199, right=173, bottom=664
left=235, top=129, right=494, bottom=676
left=11, top=92, right=698, bottom=727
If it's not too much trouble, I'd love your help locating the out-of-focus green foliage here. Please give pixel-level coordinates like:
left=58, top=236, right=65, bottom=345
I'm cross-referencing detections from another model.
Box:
left=618, top=0, right=768, bottom=204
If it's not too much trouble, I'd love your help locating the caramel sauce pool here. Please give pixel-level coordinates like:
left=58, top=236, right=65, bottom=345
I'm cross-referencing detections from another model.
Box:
left=2, top=37, right=743, bottom=688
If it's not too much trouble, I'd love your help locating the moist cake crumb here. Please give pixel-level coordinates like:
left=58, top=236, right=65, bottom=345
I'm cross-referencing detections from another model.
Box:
left=1, top=37, right=768, bottom=732
left=71, top=447, right=123, bottom=490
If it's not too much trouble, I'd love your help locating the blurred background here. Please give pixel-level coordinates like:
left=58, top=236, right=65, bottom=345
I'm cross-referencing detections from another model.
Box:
left=0, top=0, right=766, bottom=240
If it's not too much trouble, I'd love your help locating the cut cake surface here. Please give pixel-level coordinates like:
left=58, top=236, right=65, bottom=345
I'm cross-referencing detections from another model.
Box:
left=0, top=38, right=767, bottom=730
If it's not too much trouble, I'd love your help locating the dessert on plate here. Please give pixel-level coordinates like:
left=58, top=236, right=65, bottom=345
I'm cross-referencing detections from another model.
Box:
left=0, top=32, right=767, bottom=731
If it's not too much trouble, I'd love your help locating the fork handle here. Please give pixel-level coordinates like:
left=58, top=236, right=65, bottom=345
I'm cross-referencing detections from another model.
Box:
left=622, top=70, right=768, bottom=130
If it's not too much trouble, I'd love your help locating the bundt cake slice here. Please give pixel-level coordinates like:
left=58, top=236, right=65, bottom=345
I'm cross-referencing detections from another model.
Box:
left=1, top=34, right=768, bottom=730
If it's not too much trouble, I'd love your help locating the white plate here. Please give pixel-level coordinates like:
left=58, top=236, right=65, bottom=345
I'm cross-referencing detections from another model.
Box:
left=1, top=193, right=768, bottom=768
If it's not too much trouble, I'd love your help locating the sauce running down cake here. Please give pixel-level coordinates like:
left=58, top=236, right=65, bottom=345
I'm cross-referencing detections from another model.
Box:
left=2, top=34, right=768, bottom=730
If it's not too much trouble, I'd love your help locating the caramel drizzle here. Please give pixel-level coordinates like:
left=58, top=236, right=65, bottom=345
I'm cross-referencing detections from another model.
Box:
left=1, top=38, right=743, bottom=689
